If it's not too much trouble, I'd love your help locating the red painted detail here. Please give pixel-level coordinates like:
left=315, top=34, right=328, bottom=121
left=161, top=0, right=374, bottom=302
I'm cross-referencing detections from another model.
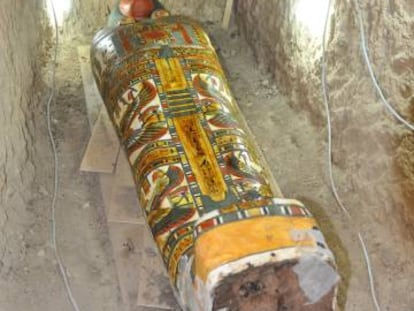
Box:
left=200, top=218, right=216, bottom=231
left=143, top=30, right=168, bottom=41
left=119, top=29, right=133, bottom=53
left=290, top=205, right=304, bottom=216
left=177, top=23, right=193, bottom=44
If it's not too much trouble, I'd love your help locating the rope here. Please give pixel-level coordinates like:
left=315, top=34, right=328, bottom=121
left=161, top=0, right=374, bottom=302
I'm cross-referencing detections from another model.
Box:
left=47, top=1, right=81, bottom=310
left=321, top=1, right=382, bottom=310
left=355, top=0, right=414, bottom=131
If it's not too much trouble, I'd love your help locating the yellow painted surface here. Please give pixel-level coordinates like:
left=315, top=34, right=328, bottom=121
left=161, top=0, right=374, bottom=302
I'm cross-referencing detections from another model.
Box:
left=174, top=115, right=227, bottom=202
left=156, top=54, right=228, bottom=203
left=194, top=216, right=318, bottom=281
left=155, top=58, right=187, bottom=91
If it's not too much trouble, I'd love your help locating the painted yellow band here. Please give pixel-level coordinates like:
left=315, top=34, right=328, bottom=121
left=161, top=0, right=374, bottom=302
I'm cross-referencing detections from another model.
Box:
left=194, top=216, right=318, bottom=282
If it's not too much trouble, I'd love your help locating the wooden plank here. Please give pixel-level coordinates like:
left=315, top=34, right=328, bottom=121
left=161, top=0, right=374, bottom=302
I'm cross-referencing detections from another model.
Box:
left=108, top=222, right=145, bottom=311
left=99, top=171, right=117, bottom=209
left=107, top=184, right=144, bottom=224
left=107, top=153, right=144, bottom=224
left=116, top=151, right=136, bottom=187
left=222, top=0, right=234, bottom=30
left=77, top=45, right=104, bottom=128
left=79, top=45, right=120, bottom=173
left=137, top=228, right=179, bottom=310
left=80, top=107, right=120, bottom=173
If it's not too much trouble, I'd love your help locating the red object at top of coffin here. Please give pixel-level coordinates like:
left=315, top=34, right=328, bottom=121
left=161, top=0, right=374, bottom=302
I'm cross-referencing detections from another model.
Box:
left=119, top=0, right=155, bottom=20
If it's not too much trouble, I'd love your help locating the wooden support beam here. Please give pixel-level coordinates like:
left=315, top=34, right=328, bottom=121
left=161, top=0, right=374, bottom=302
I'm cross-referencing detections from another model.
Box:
left=108, top=222, right=144, bottom=311
left=78, top=45, right=120, bottom=173
left=106, top=153, right=144, bottom=224
left=137, top=228, right=178, bottom=310
left=77, top=46, right=104, bottom=128
left=80, top=107, right=120, bottom=174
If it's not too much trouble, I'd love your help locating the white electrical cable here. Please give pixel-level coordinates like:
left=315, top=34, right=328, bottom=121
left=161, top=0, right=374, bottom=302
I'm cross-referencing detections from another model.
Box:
left=355, top=0, right=414, bottom=131
left=47, top=1, right=81, bottom=311
left=321, top=1, right=382, bottom=311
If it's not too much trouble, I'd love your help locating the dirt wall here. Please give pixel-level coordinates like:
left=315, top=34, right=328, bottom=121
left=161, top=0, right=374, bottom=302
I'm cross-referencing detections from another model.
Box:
left=67, top=0, right=112, bottom=36
left=236, top=0, right=414, bottom=309
left=0, top=0, right=44, bottom=271
left=161, top=0, right=226, bottom=23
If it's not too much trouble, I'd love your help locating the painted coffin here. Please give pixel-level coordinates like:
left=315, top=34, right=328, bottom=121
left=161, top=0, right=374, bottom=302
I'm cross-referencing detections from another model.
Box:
left=91, top=15, right=338, bottom=311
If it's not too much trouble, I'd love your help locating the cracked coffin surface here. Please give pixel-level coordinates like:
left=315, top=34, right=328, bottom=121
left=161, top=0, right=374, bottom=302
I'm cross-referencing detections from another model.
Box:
left=91, top=14, right=337, bottom=310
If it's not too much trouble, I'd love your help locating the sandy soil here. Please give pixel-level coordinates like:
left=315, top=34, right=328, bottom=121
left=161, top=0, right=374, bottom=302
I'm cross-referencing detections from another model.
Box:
left=0, top=13, right=121, bottom=311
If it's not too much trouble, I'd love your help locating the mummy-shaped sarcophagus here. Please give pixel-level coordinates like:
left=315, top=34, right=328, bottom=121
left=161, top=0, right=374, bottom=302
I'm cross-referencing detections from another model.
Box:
left=91, top=5, right=339, bottom=310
